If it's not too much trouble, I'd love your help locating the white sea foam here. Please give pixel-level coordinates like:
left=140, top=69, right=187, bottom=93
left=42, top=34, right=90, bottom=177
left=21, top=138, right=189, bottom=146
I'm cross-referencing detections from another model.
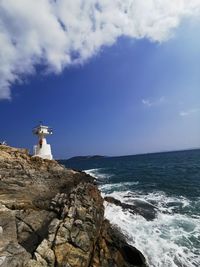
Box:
left=104, top=190, right=191, bottom=214
left=85, top=168, right=200, bottom=266
left=99, top=181, right=139, bottom=192
left=98, top=181, right=200, bottom=267
left=85, top=168, right=139, bottom=191
left=104, top=201, right=200, bottom=267
left=84, top=168, right=110, bottom=179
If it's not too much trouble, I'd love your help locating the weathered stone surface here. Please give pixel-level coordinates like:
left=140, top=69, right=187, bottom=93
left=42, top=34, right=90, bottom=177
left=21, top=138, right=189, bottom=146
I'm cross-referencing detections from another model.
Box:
left=91, top=220, right=147, bottom=267
left=35, top=239, right=55, bottom=267
left=55, top=243, right=90, bottom=267
left=16, top=209, right=56, bottom=253
left=0, top=145, right=147, bottom=267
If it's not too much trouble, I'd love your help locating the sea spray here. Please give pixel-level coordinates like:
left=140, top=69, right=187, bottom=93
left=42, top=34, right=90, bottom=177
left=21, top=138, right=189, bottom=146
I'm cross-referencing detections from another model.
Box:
left=104, top=193, right=200, bottom=267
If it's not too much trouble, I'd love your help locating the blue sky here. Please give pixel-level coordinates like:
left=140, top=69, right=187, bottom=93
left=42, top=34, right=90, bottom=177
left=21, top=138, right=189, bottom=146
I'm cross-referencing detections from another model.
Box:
left=0, top=2, right=200, bottom=158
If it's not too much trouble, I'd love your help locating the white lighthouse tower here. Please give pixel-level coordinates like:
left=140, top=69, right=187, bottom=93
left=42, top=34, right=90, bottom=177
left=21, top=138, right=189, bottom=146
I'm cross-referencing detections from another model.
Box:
left=32, top=124, right=53, bottom=160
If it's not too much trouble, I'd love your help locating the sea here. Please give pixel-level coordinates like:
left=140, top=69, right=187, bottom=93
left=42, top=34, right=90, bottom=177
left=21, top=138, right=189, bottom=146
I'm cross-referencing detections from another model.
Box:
left=60, top=149, right=200, bottom=267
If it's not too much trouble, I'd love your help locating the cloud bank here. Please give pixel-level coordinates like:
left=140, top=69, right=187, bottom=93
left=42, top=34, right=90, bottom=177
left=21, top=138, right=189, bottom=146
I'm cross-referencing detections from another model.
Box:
left=0, top=0, right=200, bottom=99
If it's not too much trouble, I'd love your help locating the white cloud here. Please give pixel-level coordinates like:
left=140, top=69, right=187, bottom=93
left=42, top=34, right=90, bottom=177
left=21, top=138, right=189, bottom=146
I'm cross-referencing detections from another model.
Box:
left=142, top=99, right=153, bottom=107
left=142, top=96, right=165, bottom=107
left=0, top=0, right=200, bottom=99
left=179, top=108, right=200, bottom=116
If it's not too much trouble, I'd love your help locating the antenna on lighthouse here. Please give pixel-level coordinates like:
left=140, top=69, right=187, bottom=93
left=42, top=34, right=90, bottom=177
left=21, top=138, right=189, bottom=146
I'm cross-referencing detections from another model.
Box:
left=32, top=124, right=53, bottom=160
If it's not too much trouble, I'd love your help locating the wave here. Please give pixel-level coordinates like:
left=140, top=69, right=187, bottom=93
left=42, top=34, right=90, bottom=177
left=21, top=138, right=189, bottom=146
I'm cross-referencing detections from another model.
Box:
left=99, top=181, right=139, bottom=192
left=103, top=190, right=192, bottom=214
left=85, top=167, right=200, bottom=266
left=84, top=168, right=113, bottom=180
left=84, top=168, right=140, bottom=192
left=101, top=189, right=200, bottom=267
left=104, top=200, right=200, bottom=267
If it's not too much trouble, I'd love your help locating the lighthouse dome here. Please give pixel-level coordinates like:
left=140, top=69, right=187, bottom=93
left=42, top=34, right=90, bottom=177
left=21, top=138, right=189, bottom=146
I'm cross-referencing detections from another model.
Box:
left=33, top=125, right=53, bottom=136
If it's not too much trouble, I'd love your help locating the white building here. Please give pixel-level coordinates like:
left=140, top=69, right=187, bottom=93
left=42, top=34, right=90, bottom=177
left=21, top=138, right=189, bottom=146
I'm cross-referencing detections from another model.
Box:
left=32, top=124, right=53, bottom=160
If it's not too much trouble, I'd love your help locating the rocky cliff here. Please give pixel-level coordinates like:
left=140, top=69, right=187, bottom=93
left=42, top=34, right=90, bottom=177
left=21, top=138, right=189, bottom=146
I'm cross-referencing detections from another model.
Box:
left=0, top=145, right=147, bottom=267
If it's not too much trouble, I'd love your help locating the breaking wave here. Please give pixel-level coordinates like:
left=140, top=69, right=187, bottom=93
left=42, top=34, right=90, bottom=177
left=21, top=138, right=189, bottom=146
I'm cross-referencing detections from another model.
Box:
left=84, top=168, right=112, bottom=180
left=103, top=187, right=200, bottom=267
left=105, top=201, right=200, bottom=267
left=99, top=181, right=139, bottom=192
left=89, top=167, right=200, bottom=267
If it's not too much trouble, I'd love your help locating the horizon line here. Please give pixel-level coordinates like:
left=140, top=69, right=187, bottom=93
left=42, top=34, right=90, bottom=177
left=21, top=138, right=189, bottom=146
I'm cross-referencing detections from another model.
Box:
left=57, top=147, right=200, bottom=161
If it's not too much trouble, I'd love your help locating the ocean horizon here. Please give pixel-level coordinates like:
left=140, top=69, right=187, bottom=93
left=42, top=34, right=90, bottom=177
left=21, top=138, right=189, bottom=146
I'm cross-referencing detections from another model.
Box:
left=59, top=147, right=200, bottom=162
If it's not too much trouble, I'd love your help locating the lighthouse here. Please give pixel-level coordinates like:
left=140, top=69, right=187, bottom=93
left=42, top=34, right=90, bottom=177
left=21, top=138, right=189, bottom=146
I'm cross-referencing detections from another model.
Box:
left=32, top=124, right=53, bottom=160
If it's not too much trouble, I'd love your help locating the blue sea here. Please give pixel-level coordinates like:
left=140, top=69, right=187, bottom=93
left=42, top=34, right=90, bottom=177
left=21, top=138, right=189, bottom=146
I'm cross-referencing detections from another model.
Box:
left=60, top=149, right=200, bottom=267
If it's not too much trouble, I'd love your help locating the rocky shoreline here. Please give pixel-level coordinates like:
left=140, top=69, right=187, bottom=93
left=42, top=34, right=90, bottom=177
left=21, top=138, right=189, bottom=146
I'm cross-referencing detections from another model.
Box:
left=0, top=145, right=147, bottom=267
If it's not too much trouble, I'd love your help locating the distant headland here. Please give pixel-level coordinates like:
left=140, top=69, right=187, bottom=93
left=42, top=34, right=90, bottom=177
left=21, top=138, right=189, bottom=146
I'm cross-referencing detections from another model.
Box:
left=66, top=155, right=108, bottom=161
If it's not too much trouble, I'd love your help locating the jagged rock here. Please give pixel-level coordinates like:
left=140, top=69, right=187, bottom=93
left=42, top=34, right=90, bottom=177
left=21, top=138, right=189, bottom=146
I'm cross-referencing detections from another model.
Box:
left=55, top=224, right=70, bottom=245
left=16, top=209, right=56, bottom=253
left=55, top=242, right=90, bottom=267
left=68, top=206, right=76, bottom=218
left=35, top=239, right=55, bottom=267
left=63, top=217, right=74, bottom=230
left=76, top=207, right=87, bottom=220
left=91, top=220, right=147, bottom=267
left=0, top=145, right=147, bottom=267
left=1, top=243, right=31, bottom=267
left=73, top=231, right=90, bottom=252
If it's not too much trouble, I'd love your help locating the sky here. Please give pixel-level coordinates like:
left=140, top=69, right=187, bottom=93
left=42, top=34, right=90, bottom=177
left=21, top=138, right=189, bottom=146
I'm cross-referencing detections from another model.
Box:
left=0, top=0, right=200, bottom=158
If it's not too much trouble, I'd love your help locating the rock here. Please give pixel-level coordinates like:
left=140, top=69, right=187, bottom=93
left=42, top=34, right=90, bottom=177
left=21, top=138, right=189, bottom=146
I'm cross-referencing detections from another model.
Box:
left=63, top=217, right=74, bottom=230
left=55, top=243, right=90, bottom=267
left=73, top=231, right=91, bottom=252
left=76, top=207, right=87, bottom=220
left=68, top=206, right=76, bottom=218
left=0, top=243, right=31, bottom=267
left=74, top=219, right=83, bottom=226
left=35, top=239, right=55, bottom=267
left=90, top=220, right=147, bottom=267
left=55, top=224, right=70, bottom=245
left=70, top=225, right=80, bottom=241
left=33, top=252, right=48, bottom=266
left=48, top=218, right=60, bottom=234
left=0, top=145, right=147, bottom=267
left=16, top=209, right=56, bottom=253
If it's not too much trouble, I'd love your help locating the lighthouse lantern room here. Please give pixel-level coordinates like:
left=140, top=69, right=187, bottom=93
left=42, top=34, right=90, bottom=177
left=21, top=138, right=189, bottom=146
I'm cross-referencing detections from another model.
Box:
left=32, top=124, right=53, bottom=160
